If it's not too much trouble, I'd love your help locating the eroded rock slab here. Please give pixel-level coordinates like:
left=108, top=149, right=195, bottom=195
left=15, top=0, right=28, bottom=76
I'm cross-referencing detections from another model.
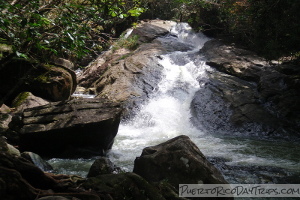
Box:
left=19, top=98, right=122, bottom=158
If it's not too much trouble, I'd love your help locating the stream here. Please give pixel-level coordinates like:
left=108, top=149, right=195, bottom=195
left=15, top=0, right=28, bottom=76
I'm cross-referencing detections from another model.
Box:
left=48, top=23, right=300, bottom=185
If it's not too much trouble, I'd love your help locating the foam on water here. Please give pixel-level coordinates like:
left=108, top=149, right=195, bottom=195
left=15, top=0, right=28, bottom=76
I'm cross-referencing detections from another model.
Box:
left=48, top=23, right=300, bottom=182
left=108, top=23, right=300, bottom=179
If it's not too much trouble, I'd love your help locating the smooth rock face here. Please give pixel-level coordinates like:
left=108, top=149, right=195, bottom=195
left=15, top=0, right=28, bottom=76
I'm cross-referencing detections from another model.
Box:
left=191, top=70, right=283, bottom=134
left=18, top=98, right=122, bottom=158
left=77, top=21, right=171, bottom=118
left=195, top=39, right=300, bottom=136
left=133, top=135, right=228, bottom=188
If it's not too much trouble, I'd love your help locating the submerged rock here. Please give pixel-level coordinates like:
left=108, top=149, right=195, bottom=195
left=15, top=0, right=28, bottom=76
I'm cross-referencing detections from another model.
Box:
left=133, top=135, right=228, bottom=188
left=18, top=98, right=122, bottom=158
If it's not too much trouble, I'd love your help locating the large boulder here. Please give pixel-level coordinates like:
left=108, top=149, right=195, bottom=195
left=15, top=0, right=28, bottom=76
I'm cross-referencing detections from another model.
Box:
left=0, top=58, right=76, bottom=105
left=200, top=39, right=268, bottom=82
left=133, top=135, right=228, bottom=189
left=18, top=98, right=122, bottom=158
left=77, top=20, right=176, bottom=117
left=196, top=39, right=300, bottom=136
left=191, top=70, right=284, bottom=135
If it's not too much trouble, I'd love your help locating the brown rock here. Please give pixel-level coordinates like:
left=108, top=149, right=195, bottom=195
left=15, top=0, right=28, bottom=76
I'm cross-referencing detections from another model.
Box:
left=0, top=58, right=77, bottom=105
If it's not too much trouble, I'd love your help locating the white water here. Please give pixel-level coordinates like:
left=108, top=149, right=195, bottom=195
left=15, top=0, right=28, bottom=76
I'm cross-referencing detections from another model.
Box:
left=107, top=23, right=300, bottom=183
left=48, top=23, right=300, bottom=183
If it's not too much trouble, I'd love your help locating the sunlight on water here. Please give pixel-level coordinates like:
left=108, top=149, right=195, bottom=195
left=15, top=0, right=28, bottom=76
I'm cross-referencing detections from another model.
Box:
left=48, top=23, right=300, bottom=183
left=109, top=23, right=300, bottom=183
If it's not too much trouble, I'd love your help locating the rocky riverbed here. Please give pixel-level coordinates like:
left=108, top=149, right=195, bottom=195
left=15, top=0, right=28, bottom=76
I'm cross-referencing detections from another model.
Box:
left=0, top=19, right=299, bottom=199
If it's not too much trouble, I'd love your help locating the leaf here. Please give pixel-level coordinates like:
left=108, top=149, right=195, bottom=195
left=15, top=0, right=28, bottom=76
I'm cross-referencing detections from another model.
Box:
left=16, top=51, right=28, bottom=59
left=67, top=32, right=75, bottom=41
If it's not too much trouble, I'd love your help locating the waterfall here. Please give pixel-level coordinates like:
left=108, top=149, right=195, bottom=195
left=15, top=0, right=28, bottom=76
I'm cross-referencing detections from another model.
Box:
left=48, top=23, right=300, bottom=184
left=108, top=23, right=300, bottom=183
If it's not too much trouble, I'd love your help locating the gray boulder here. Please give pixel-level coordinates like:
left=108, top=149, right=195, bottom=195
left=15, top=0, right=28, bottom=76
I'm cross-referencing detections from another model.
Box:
left=133, top=135, right=228, bottom=188
left=191, top=70, right=283, bottom=135
left=18, top=98, right=122, bottom=158
left=196, top=39, right=300, bottom=136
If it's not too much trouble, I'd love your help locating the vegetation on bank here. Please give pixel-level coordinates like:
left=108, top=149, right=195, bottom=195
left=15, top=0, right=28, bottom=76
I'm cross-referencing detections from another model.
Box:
left=0, top=0, right=145, bottom=65
left=0, top=0, right=299, bottom=64
left=141, top=0, right=300, bottom=60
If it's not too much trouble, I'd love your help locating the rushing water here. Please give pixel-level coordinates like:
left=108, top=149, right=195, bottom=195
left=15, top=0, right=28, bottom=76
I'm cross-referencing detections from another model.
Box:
left=48, top=23, right=300, bottom=185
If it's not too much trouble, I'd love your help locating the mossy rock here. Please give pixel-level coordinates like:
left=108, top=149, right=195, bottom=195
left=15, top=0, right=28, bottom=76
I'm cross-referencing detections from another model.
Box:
left=0, top=58, right=77, bottom=104
left=12, top=92, right=31, bottom=108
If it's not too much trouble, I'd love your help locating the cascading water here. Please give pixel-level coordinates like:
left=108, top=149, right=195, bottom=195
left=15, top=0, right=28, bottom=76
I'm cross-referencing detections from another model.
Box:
left=48, top=23, right=300, bottom=184
left=108, top=23, right=300, bottom=184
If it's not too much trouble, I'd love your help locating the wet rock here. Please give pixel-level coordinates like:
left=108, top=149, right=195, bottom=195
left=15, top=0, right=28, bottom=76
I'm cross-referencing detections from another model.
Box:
left=191, top=70, right=283, bottom=135
left=81, top=172, right=166, bottom=200
left=21, top=152, right=53, bottom=171
left=77, top=20, right=173, bottom=118
left=133, top=135, right=228, bottom=189
left=196, top=39, right=300, bottom=136
left=87, top=157, right=117, bottom=178
left=18, top=98, right=122, bottom=158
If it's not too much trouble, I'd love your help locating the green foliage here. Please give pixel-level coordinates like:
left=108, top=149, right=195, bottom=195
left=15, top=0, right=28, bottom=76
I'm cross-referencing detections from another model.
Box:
left=217, top=0, right=300, bottom=59
left=141, top=0, right=210, bottom=22
left=0, top=0, right=145, bottom=64
left=112, top=34, right=140, bottom=52
left=12, top=92, right=30, bottom=108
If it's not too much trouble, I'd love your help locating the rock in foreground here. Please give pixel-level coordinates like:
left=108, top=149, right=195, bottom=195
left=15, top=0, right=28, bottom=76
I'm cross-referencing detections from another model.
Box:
left=18, top=98, right=122, bottom=158
left=133, top=135, right=228, bottom=188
